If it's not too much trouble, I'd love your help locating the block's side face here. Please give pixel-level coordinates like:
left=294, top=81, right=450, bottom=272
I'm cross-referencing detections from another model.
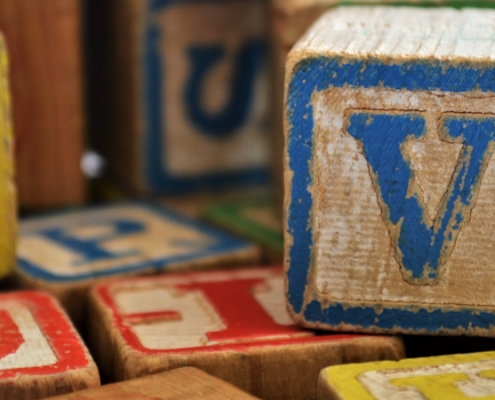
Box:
left=142, top=0, right=270, bottom=193
left=0, top=292, right=99, bottom=397
left=320, top=351, right=495, bottom=400
left=202, top=198, right=284, bottom=254
left=285, top=55, right=495, bottom=335
left=0, top=0, right=85, bottom=208
left=0, top=34, right=15, bottom=279
left=17, top=203, right=256, bottom=283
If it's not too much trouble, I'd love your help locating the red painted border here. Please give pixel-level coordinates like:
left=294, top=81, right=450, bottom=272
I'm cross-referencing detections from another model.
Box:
left=96, top=267, right=363, bottom=356
left=0, top=292, right=90, bottom=379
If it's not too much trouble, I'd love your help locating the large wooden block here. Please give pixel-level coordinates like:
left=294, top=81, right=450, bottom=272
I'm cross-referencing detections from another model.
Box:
left=88, top=266, right=404, bottom=400
left=0, top=0, right=85, bottom=209
left=0, top=32, right=16, bottom=279
left=16, top=202, right=259, bottom=325
left=47, top=368, right=259, bottom=399
left=0, top=291, right=99, bottom=399
left=318, top=351, right=495, bottom=400
left=202, top=196, right=284, bottom=261
left=86, top=0, right=270, bottom=194
left=270, top=0, right=495, bottom=205
left=285, top=7, right=495, bottom=336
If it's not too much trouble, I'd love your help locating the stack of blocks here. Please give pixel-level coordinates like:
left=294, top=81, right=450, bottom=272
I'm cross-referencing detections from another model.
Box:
left=5, top=2, right=495, bottom=400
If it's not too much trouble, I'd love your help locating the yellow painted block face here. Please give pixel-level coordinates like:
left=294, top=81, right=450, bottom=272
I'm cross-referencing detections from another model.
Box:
left=319, top=352, right=495, bottom=400
left=0, top=34, right=16, bottom=279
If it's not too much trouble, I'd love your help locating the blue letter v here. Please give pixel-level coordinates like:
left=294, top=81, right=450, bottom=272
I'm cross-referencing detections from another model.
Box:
left=347, top=112, right=495, bottom=284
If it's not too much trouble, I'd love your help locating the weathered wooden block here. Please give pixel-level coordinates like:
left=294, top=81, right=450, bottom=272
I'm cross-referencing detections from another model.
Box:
left=271, top=0, right=495, bottom=205
left=0, top=291, right=99, bottom=399
left=86, top=0, right=270, bottom=194
left=46, top=368, right=259, bottom=399
left=0, top=0, right=85, bottom=209
left=202, top=196, right=283, bottom=262
left=0, top=31, right=15, bottom=279
left=318, top=351, right=495, bottom=400
left=16, top=202, right=259, bottom=326
left=285, top=7, right=495, bottom=336
left=88, top=266, right=404, bottom=400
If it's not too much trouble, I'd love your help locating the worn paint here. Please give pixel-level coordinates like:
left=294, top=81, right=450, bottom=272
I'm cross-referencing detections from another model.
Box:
left=0, top=292, right=91, bottom=379
left=319, top=351, right=495, bottom=400
left=286, top=56, right=495, bottom=331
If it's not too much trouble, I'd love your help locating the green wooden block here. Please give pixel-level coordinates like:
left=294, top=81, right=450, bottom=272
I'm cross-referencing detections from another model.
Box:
left=202, top=198, right=283, bottom=255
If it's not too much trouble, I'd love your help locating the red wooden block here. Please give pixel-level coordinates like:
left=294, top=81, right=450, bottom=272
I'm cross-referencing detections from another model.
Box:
left=0, top=291, right=100, bottom=399
left=88, top=266, right=404, bottom=400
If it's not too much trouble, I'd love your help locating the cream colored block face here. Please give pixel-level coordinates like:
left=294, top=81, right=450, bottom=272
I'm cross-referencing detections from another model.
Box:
left=155, top=1, right=268, bottom=176
left=318, top=352, right=495, bottom=400
left=285, top=7, right=495, bottom=336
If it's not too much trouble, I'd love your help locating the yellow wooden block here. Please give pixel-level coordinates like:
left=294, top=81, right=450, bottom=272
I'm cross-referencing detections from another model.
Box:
left=318, top=351, right=495, bottom=399
left=0, top=32, right=16, bottom=280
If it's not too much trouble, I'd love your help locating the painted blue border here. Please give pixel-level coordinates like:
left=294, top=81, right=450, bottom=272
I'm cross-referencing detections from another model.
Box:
left=286, top=56, right=495, bottom=333
left=18, top=201, right=253, bottom=283
left=143, top=0, right=268, bottom=193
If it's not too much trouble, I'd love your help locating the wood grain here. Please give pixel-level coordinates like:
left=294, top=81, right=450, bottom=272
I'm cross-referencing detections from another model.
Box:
left=15, top=202, right=260, bottom=327
left=0, top=0, right=85, bottom=209
left=46, top=368, right=259, bottom=399
left=0, top=291, right=100, bottom=399
left=88, top=266, right=404, bottom=400
left=318, top=351, right=495, bottom=400
left=285, top=7, right=495, bottom=336
left=0, top=30, right=16, bottom=279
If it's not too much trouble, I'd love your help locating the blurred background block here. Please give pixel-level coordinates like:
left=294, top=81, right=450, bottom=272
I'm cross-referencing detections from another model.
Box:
left=85, top=0, right=271, bottom=195
left=0, top=0, right=86, bottom=210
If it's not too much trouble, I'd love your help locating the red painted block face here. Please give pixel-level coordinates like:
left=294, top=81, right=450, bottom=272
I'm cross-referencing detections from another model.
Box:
left=90, top=267, right=404, bottom=400
left=0, top=292, right=100, bottom=398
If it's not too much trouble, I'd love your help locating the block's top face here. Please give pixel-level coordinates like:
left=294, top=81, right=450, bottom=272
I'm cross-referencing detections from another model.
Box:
left=93, top=267, right=361, bottom=355
left=272, top=0, right=492, bottom=15
left=18, top=203, right=255, bottom=283
left=285, top=7, right=495, bottom=335
left=202, top=197, right=283, bottom=254
left=320, top=351, right=495, bottom=399
left=291, top=7, right=495, bottom=63
left=0, top=291, right=95, bottom=379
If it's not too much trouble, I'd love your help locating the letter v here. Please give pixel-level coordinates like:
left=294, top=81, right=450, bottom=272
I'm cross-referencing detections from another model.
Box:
left=347, top=112, right=495, bottom=285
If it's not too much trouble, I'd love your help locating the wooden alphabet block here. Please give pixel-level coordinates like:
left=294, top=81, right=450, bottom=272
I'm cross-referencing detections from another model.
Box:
left=285, top=7, right=495, bottom=336
left=318, top=351, right=495, bottom=400
left=0, top=32, right=15, bottom=279
left=202, top=197, right=283, bottom=261
left=86, top=0, right=270, bottom=194
left=46, top=367, right=259, bottom=399
left=88, top=266, right=404, bottom=400
left=16, top=202, right=259, bottom=326
left=0, top=291, right=99, bottom=399
left=0, top=0, right=85, bottom=209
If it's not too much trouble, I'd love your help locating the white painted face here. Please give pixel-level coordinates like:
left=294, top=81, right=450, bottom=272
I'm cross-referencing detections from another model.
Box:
left=0, top=302, right=56, bottom=370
